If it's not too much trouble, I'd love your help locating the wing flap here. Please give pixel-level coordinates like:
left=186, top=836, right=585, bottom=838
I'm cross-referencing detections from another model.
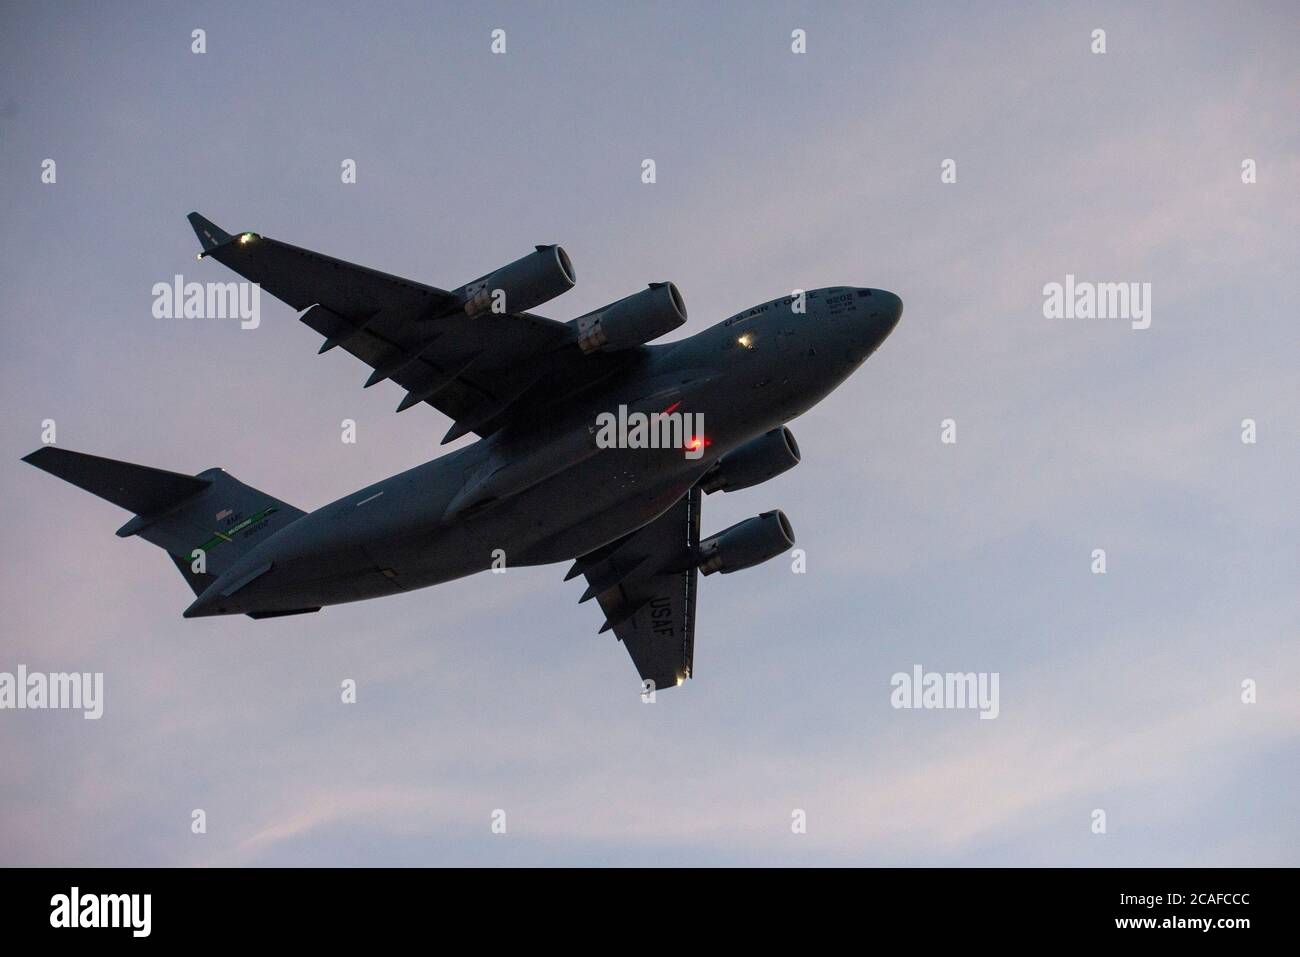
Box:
left=22, top=447, right=211, bottom=517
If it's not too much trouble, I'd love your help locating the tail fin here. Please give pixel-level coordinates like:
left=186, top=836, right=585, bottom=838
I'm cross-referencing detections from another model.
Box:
left=23, top=447, right=305, bottom=596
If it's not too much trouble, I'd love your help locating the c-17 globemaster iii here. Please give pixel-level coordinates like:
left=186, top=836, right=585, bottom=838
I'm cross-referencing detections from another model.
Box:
left=23, top=213, right=902, bottom=692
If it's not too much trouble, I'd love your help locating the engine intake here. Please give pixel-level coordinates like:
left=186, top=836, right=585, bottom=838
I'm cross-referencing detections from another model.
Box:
left=700, top=427, right=800, bottom=494
left=697, top=510, right=795, bottom=576
left=463, top=245, right=575, bottom=317
left=576, top=282, right=687, bottom=353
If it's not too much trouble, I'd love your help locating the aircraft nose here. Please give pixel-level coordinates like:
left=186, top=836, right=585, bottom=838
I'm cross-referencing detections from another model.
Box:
left=869, top=289, right=903, bottom=335
left=852, top=288, right=902, bottom=355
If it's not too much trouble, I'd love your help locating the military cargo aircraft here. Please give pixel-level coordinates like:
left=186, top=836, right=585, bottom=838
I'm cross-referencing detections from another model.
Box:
left=23, top=213, right=902, bottom=691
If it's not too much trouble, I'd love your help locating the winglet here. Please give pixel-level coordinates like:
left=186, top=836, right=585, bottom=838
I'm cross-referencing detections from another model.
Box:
left=187, top=212, right=233, bottom=253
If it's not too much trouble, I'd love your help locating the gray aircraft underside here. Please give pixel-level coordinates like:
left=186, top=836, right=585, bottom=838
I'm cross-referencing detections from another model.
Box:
left=24, top=214, right=902, bottom=691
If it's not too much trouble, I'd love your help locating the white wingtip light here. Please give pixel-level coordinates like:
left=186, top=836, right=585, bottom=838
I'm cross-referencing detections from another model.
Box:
left=239, top=232, right=256, bottom=244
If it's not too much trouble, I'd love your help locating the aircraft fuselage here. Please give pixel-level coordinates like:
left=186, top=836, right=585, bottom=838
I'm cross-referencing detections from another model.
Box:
left=183, top=286, right=902, bottom=617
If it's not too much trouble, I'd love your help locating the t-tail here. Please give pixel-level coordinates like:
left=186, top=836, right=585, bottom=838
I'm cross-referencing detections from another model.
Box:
left=22, top=447, right=305, bottom=610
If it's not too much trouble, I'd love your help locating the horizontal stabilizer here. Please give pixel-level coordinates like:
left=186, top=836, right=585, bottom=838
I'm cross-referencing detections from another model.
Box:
left=22, top=446, right=211, bottom=517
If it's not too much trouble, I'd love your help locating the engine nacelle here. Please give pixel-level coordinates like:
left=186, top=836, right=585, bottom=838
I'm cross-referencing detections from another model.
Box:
left=697, top=510, right=795, bottom=576
left=462, top=245, right=575, bottom=317
left=576, top=282, right=687, bottom=353
left=700, top=427, right=800, bottom=494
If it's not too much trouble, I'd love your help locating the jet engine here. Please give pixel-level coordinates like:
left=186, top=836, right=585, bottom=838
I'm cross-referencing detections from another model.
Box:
left=700, top=427, right=800, bottom=494
left=462, top=245, right=576, bottom=316
left=576, top=282, right=687, bottom=353
left=697, top=510, right=795, bottom=576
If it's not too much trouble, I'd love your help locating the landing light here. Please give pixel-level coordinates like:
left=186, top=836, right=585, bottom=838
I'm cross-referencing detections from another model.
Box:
left=239, top=232, right=256, bottom=244
left=737, top=332, right=755, bottom=349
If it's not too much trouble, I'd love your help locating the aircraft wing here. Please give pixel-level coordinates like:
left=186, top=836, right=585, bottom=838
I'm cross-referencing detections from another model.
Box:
left=568, top=486, right=702, bottom=692
left=187, top=213, right=585, bottom=442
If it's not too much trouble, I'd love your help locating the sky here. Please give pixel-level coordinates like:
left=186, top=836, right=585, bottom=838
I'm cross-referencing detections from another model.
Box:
left=0, top=1, right=1296, bottom=866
